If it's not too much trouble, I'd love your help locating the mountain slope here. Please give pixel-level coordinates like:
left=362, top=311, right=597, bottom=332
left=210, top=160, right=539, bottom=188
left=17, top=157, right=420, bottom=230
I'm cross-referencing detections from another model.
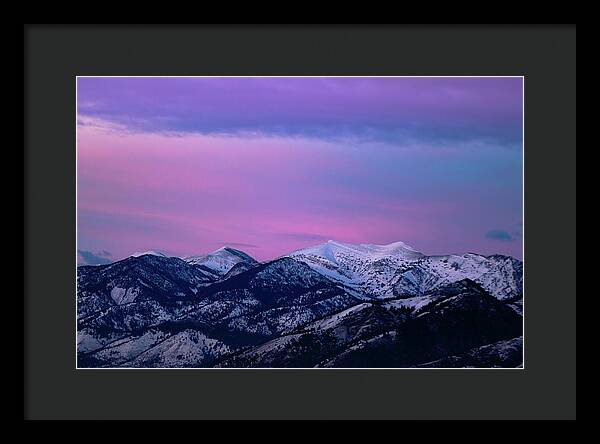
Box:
left=393, top=253, right=523, bottom=301
left=77, top=254, right=218, bottom=321
left=179, top=257, right=362, bottom=339
left=414, top=336, right=523, bottom=368
left=216, top=302, right=410, bottom=368
left=77, top=256, right=361, bottom=367
left=320, top=280, right=523, bottom=368
left=218, top=279, right=522, bottom=368
left=289, top=240, right=522, bottom=300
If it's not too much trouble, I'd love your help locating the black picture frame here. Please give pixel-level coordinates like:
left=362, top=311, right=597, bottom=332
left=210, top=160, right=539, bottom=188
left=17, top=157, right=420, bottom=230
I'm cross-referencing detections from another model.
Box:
left=23, top=24, right=576, bottom=420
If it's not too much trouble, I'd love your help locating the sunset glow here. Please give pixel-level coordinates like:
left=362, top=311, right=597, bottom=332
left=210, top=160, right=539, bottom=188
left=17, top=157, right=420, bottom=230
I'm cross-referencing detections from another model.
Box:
left=77, top=77, right=523, bottom=263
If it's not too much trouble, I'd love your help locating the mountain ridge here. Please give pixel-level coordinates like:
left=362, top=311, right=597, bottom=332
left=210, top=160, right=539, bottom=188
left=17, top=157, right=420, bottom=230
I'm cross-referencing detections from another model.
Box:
left=288, top=240, right=522, bottom=300
left=77, top=240, right=523, bottom=368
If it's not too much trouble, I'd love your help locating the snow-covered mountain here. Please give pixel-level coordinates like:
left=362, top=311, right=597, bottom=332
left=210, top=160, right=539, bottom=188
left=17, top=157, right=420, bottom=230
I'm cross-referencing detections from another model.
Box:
left=77, top=254, right=218, bottom=320
left=288, top=240, right=423, bottom=293
left=393, top=253, right=523, bottom=301
left=288, top=240, right=522, bottom=300
left=184, top=247, right=258, bottom=275
left=77, top=255, right=361, bottom=368
left=77, top=240, right=523, bottom=368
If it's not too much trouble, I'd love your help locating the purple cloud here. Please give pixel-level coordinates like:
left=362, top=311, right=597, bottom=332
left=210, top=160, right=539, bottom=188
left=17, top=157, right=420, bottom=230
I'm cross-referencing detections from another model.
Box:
left=77, top=77, right=523, bottom=146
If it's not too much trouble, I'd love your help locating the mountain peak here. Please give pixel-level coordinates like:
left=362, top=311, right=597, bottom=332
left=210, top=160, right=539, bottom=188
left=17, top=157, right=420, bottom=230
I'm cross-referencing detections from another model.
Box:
left=358, top=240, right=420, bottom=253
left=184, top=246, right=257, bottom=274
left=294, top=239, right=423, bottom=258
left=130, top=250, right=167, bottom=258
left=215, top=245, right=248, bottom=254
left=212, top=246, right=256, bottom=262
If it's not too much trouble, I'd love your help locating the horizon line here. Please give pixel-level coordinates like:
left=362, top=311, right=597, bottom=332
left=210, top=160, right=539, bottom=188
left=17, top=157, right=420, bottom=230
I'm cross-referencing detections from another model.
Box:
left=77, top=238, right=522, bottom=266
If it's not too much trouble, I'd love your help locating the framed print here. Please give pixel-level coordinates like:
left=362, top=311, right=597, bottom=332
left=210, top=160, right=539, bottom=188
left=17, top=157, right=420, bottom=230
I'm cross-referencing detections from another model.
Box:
left=24, top=24, right=576, bottom=420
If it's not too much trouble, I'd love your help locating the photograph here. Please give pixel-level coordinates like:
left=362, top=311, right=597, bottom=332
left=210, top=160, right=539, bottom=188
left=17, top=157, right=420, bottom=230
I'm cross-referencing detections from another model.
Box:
left=76, top=76, right=524, bottom=369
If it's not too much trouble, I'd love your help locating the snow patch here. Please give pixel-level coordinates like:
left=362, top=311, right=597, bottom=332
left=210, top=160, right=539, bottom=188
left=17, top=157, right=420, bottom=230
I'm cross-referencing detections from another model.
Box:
left=110, top=286, right=140, bottom=305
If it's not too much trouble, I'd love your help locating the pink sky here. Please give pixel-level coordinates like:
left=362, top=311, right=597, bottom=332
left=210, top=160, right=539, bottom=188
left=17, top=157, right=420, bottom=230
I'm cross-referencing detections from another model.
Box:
left=77, top=77, right=523, bottom=263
